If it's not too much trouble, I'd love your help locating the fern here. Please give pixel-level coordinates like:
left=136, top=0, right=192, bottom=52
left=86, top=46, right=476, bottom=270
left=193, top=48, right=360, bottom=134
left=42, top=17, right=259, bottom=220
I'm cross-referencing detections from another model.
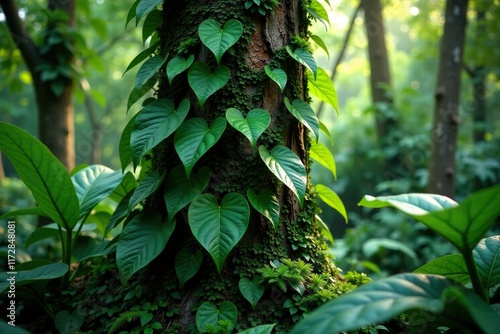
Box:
left=108, top=310, right=146, bottom=334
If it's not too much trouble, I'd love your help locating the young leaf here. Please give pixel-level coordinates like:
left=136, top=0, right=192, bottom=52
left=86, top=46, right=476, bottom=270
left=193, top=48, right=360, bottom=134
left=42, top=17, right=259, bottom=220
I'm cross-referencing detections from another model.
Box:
left=127, top=74, right=158, bottom=113
left=238, top=324, right=276, bottom=334
left=284, top=97, right=319, bottom=142
left=174, top=247, right=203, bottom=288
left=0, top=122, right=80, bottom=230
left=166, top=54, right=194, bottom=85
left=319, top=121, right=334, bottom=146
left=135, top=55, right=168, bottom=89
left=259, top=145, right=306, bottom=208
left=225, top=108, right=271, bottom=148
left=142, top=9, right=162, bottom=44
left=188, top=62, right=230, bottom=107
left=307, top=0, right=330, bottom=29
left=264, top=65, right=287, bottom=92
left=122, top=42, right=159, bottom=77
left=414, top=254, right=470, bottom=285
left=128, top=170, right=166, bottom=211
left=198, top=19, right=243, bottom=64
left=239, top=276, right=265, bottom=309
left=310, top=140, right=336, bottom=179
left=315, top=184, right=347, bottom=222
left=310, top=34, right=329, bottom=59
left=174, top=117, right=226, bottom=178
left=247, top=188, right=280, bottom=229
left=188, top=193, right=249, bottom=273
left=131, top=99, right=190, bottom=167
left=307, top=67, right=338, bottom=114
left=286, top=46, right=317, bottom=80
left=0, top=263, right=69, bottom=293
left=196, top=301, right=237, bottom=333
left=473, top=236, right=500, bottom=289
left=135, top=0, right=162, bottom=23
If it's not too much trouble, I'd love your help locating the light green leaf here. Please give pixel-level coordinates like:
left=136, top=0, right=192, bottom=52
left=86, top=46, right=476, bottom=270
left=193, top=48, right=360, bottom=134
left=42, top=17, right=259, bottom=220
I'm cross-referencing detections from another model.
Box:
left=174, top=117, right=226, bottom=178
left=414, top=254, right=469, bottom=285
left=264, top=65, right=287, bottom=92
left=0, top=263, right=69, bottom=293
left=142, top=9, right=162, bottom=44
left=310, top=140, right=336, bottom=179
left=316, top=214, right=334, bottom=244
left=136, top=0, right=162, bottom=23
left=129, top=170, right=166, bottom=211
left=164, top=165, right=211, bottom=223
left=284, top=97, right=319, bottom=142
left=363, top=238, right=418, bottom=262
left=286, top=46, right=317, bottom=80
left=123, top=42, right=159, bottom=77
left=131, top=99, right=190, bottom=167
left=473, top=236, right=500, bottom=288
left=135, top=55, right=167, bottom=89
left=0, top=122, right=79, bottom=230
left=188, top=193, right=249, bottom=273
left=225, top=108, right=270, bottom=148
left=307, top=0, right=330, bottom=29
left=174, top=247, right=203, bottom=288
left=166, top=54, right=194, bottom=85
left=359, top=193, right=457, bottom=215
left=247, top=188, right=280, bottom=229
left=259, top=145, right=306, bottom=208
left=315, top=184, right=347, bottom=222
left=237, top=324, right=276, bottom=334
left=117, top=212, right=175, bottom=283
left=127, top=74, right=158, bottom=113
left=239, top=276, right=265, bottom=309
left=198, top=19, right=243, bottom=64
left=319, top=121, right=333, bottom=146
left=188, top=62, right=230, bottom=108
left=311, top=34, right=329, bottom=59
left=308, top=67, right=338, bottom=114
left=196, top=301, right=237, bottom=333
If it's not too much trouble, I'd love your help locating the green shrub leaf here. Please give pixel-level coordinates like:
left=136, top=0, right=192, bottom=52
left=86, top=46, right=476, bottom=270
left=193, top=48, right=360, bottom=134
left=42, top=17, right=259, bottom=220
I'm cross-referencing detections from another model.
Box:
left=286, top=46, right=317, bottom=79
left=196, top=301, right=237, bottom=333
left=0, top=263, right=69, bottom=293
left=264, top=65, right=287, bottom=92
left=238, top=324, right=276, bottom=334
left=135, top=55, right=167, bottom=89
left=129, top=170, right=166, bottom=211
left=198, top=19, right=243, bottom=64
left=315, top=184, right=347, bottom=222
left=414, top=254, right=469, bottom=285
left=247, top=188, right=280, bottom=229
left=310, top=140, right=336, bottom=179
left=226, top=108, right=270, bottom=148
left=188, top=62, right=230, bottom=107
left=239, top=276, right=265, bottom=309
left=307, top=67, right=338, bottom=114
left=142, top=9, right=162, bottom=44
left=136, top=0, right=162, bottom=23
left=175, top=247, right=203, bottom=288
left=188, top=193, right=249, bottom=273
left=284, top=97, right=319, bottom=142
left=473, top=236, right=500, bottom=288
left=166, top=54, right=194, bottom=85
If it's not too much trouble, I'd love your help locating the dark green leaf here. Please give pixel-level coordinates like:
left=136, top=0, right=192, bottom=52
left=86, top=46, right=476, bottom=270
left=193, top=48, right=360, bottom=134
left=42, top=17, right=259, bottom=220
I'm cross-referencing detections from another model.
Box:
left=225, top=108, right=270, bottom=148
left=136, top=0, right=162, bottom=23
left=0, top=263, right=69, bottom=293
left=175, top=247, right=203, bottom=288
left=188, top=62, right=230, bottom=108
left=238, top=324, right=276, bottom=334
left=247, top=188, right=280, bottom=229
left=120, top=114, right=138, bottom=171
left=239, top=276, right=265, bottom=309
left=142, top=9, right=162, bottom=44
left=166, top=54, right=194, bottom=85
left=286, top=46, right=317, bottom=79
left=196, top=301, right=237, bottom=333
left=122, top=41, right=159, bottom=77
left=135, top=55, right=168, bottom=89
left=127, top=74, right=158, bottom=113
left=54, top=309, right=85, bottom=334
left=473, top=236, right=500, bottom=288
left=284, top=97, right=319, bottom=142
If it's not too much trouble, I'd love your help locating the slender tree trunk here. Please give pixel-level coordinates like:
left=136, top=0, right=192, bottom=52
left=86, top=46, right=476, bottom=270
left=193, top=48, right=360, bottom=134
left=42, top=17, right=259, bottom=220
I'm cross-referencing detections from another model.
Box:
left=0, top=153, right=5, bottom=180
left=428, top=0, right=469, bottom=196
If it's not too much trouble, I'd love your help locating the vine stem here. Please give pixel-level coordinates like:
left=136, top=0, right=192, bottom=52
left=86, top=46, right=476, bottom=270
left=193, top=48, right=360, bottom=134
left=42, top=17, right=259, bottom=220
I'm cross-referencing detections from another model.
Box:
left=462, top=249, right=488, bottom=303
left=62, top=227, right=73, bottom=288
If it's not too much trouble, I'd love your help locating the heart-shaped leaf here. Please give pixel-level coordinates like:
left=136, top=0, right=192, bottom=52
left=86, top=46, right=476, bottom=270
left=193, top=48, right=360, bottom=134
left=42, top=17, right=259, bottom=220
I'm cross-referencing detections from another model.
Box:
left=188, top=62, right=230, bottom=107
left=308, top=67, right=338, bottom=114
left=473, top=236, right=500, bottom=289
left=174, top=117, right=226, bottom=178
left=247, top=188, right=280, bottom=229
left=226, top=108, right=270, bottom=148
left=196, top=301, right=237, bottom=333
left=54, top=309, right=85, bottom=334
left=414, top=254, right=470, bottom=285
left=166, top=54, right=194, bottom=85
left=131, top=99, right=190, bottom=167
left=239, top=276, right=265, bottom=309
left=0, top=263, right=69, bottom=293
left=198, top=19, right=243, bottom=64
left=310, top=140, right=336, bottom=179
left=135, top=0, right=162, bottom=23
left=264, top=65, right=287, bottom=92
left=259, top=145, right=306, bottom=208
left=286, top=46, right=317, bottom=79
left=164, top=165, right=211, bottom=222
left=284, top=97, right=319, bottom=142
left=175, top=247, right=203, bottom=288
left=142, top=9, right=162, bottom=44
left=135, top=55, right=167, bottom=89
left=238, top=324, right=276, bottom=334
left=315, top=184, right=347, bottom=222
left=188, top=193, right=249, bottom=273
left=307, top=0, right=330, bottom=29
left=311, top=34, right=329, bottom=59
left=128, top=170, right=166, bottom=211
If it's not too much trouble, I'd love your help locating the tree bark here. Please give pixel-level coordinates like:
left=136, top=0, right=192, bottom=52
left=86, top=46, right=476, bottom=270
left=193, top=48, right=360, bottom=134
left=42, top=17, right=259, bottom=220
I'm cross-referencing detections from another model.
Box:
left=428, top=0, right=469, bottom=197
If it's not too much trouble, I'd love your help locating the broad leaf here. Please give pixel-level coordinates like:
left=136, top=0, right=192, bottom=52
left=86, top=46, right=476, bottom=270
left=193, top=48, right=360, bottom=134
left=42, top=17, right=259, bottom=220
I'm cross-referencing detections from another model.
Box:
left=128, top=170, right=166, bottom=211
left=308, top=67, right=338, bottom=114
left=363, top=238, right=418, bottom=262
left=188, top=62, right=230, bottom=107
left=123, top=41, right=159, bottom=77
left=473, top=236, right=500, bottom=288
left=307, top=0, right=330, bottom=29
left=311, top=34, right=329, bottom=59
left=284, top=97, right=319, bottom=142
left=196, top=301, right=237, bottom=333
left=174, top=117, right=226, bottom=178
left=310, top=140, right=336, bottom=179
left=142, top=9, right=162, bottom=44
left=226, top=108, right=270, bottom=148
left=0, top=263, right=69, bottom=293
left=286, top=46, right=317, bottom=79
left=238, top=324, right=276, bottom=334
left=259, top=145, right=306, bottom=208
left=135, top=55, right=168, bottom=89
left=198, top=19, right=243, bottom=64
left=247, top=188, right=280, bottom=229
left=188, top=193, right=249, bottom=273
left=25, top=227, right=60, bottom=248
left=239, top=276, right=265, bottom=309
left=54, top=310, right=84, bottom=334
left=164, top=165, right=211, bottom=223
left=127, top=74, right=158, bottom=113
left=131, top=99, right=190, bottom=167
left=174, top=247, right=203, bottom=288
left=166, top=54, right=194, bottom=85
left=414, top=254, right=469, bottom=285
left=136, top=0, right=162, bottom=23
left=315, top=184, right=347, bottom=222
left=0, top=122, right=79, bottom=230
left=359, top=193, right=457, bottom=215
left=264, top=65, right=287, bottom=92
left=117, top=212, right=175, bottom=282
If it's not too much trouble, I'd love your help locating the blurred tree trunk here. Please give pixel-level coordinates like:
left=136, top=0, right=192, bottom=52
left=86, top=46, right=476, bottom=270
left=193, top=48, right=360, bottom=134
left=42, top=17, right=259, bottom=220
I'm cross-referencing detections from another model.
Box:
left=0, top=153, right=5, bottom=180
left=428, top=0, right=469, bottom=197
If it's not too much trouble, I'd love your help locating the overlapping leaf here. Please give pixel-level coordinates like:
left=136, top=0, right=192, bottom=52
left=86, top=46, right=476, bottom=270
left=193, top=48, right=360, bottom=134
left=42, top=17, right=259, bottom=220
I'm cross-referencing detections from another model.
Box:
left=414, top=254, right=469, bottom=285
left=135, top=0, right=162, bottom=23
left=128, top=170, right=166, bottom=211
left=473, top=236, right=500, bottom=288
left=196, top=301, right=237, bottom=333
left=0, top=263, right=69, bottom=293
left=142, top=9, right=162, bottom=44
left=225, top=108, right=270, bottom=148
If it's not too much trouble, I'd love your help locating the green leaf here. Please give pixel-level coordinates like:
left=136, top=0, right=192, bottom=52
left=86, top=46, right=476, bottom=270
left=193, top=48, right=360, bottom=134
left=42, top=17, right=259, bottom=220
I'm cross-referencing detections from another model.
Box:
left=129, top=170, right=166, bottom=211
left=225, top=108, right=270, bottom=148
left=259, top=145, right=306, bottom=208
left=0, top=321, right=30, bottom=334
left=414, top=254, right=470, bottom=285
left=310, top=140, right=336, bottom=179
left=315, top=184, right=347, bottom=222
left=174, top=247, right=203, bottom=288
left=264, top=65, right=287, bottom=92
left=126, top=0, right=140, bottom=27
left=140, top=313, right=153, bottom=327
left=290, top=273, right=454, bottom=334
left=188, top=62, right=230, bottom=108
left=319, top=121, right=333, bottom=146
left=358, top=193, right=457, bottom=215
left=142, top=9, right=162, bottom=44
left=136, top=0, right=162, bottom=23
left=188, top=193, right=249, bottom=273
left=363, top=238, right=418, bottom=262
left=25, top=227, right=59, bottom=248
left=284, top=97, right=319, bottom=142
left=239, top=276, right=265, bottom=309
left=119, top=115, right=138, bottom=171
left=0, top=122, right=79, bottom=230
left=135, top=55, right=168, bottom=89
left=174, top=117, right=226, bottom=178
left=131, top=99, right=190, bottom=167
left=474, top=236, right=500, bottom=288
left=123, top=42, right=159, bottom=77
left=198, top=19, right=243, bottom=64
left=196, top=301, right=237, bottom=333
left=164, top=165, right=211, bottom=223
left=166, top=54, right=194, bottom=85
left=247, top=188, right=280, bottom=229
left=0, top=263, right=69, bottom=293
left=110, top=171, right=137, bottom=201
left=307, top=0, right=330, bottom=29
left=311, top=34, right=329, bottom=59
left=54, top=309, right=85, bottom=334
left=308, top=67, right=338, bottom=114
left=237, top=324, right=276, bottom=334
left=127, top=74, right=158, bottom=113
left=106, top=191, right=134, bottom=236
left=0, top=207, right=47, bottom=220
left=73, top=236, right=112, bottom=262
left=286, top=46, right=317, bottom=80
left=117, top=212, right=175, bottom=283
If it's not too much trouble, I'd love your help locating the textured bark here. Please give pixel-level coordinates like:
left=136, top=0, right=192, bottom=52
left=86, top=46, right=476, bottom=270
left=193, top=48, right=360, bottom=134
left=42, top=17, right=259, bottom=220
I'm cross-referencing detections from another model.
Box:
left=428, top=0, right=469, bottom=196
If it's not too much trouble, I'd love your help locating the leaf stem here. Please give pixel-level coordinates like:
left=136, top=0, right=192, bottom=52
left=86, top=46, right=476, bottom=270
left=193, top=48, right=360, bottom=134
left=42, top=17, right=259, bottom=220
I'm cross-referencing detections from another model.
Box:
left=462, top=249, right=488, bottom=302
left=62, top=227, right=73, bottom=288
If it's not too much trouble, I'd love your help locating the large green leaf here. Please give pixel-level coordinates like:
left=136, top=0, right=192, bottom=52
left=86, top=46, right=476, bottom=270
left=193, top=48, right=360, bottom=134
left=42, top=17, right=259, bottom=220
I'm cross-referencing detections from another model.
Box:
left=135, top=0, right=162, bottom=23
left=196, top=301, right=237, bottom=333
left=135, top=55, right=168, bottom=89
left=315, top=184, right=347, bottom=222
left=131, top=99, right=190, bottom=167
left=290, top=273, right=454, bottom=334
left=174, top=247, right=203, bottom=288
left=166, top=54, right=194, bottom=85
left=307, top=67, right=338, bottom=114
left=174, top=117, right=226, bottom=178
left=163, top=165, right=211, bottom=223
left=414, top=254, right=470, bottom=285
left=238, top=324, right=276, bottom=334
left=264, top=65, right=287, bottom=92
left=359, top=193, right=457, bottom=215
left=25, top=223, right=96, bottom=248
left=117, top=212, right=175, bottom=283
left=284, top=97, right=319, bottom=142
left=473, top=236, right=500, bottom=288
left=310, top=140, right=336, bottom=179
left=239, top=276, right=265, bottom=309
left=122, top=41, right=159, bottom=77
left=286, top=46, right=317, bottom=79
left=363, top=238, right=418, bottom=262
left=188, top=62, right=230, bottom=107
left=198, top=19, right=243, bottom=64
left=0, top=263, right=69, bottom=293
left=142, top=9, right=162, bottom=44
left=128, top=170, right=166, bottom=211
left=188, top=193, right=249, bottom=273
left=225, top=108, right=270, bottom=148
left=0, top=122, right=79, bottom=230
left=247, top=188, right=280, bottom=229
left=259, top=145, right=306, bottom=208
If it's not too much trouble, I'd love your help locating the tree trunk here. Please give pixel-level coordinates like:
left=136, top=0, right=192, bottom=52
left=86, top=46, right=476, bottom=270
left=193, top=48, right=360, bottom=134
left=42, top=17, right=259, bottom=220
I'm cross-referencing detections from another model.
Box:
left=0, top=152, right=5, bottom=180
left=428, top=0, right=469, bottom=197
